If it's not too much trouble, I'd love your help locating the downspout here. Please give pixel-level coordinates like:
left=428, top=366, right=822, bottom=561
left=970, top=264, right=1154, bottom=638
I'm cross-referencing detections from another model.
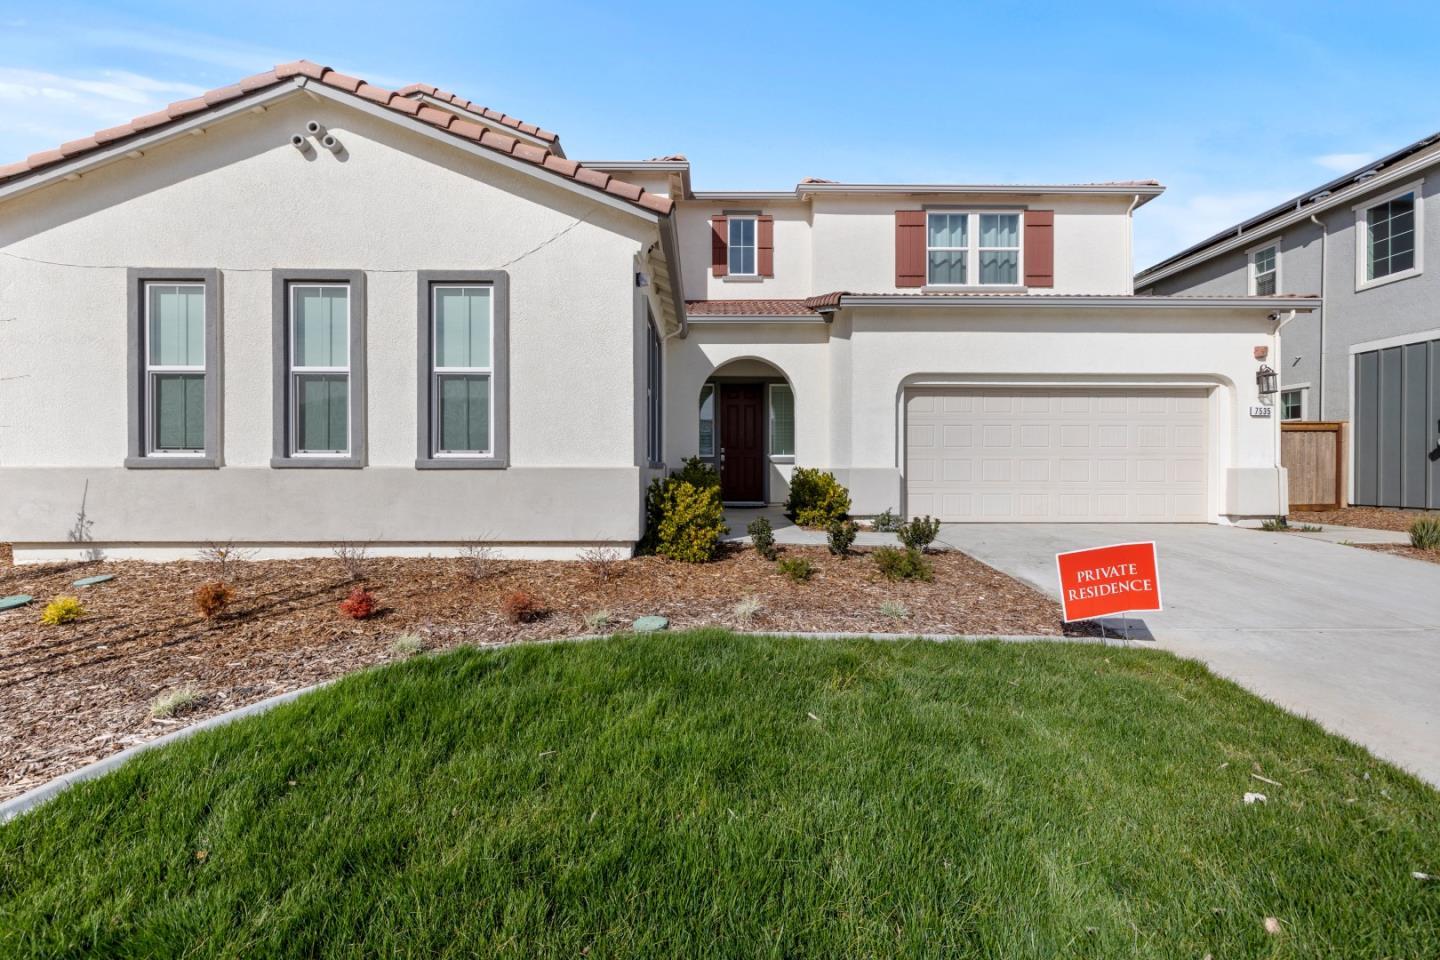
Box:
left=1308, top=214, right=1327, bottom=419
left=1124, top=194, right=1141, bottom=292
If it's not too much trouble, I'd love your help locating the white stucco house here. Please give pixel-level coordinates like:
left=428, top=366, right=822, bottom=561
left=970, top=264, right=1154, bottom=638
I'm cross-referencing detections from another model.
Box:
left=0, top=61, right=1315, bottom=561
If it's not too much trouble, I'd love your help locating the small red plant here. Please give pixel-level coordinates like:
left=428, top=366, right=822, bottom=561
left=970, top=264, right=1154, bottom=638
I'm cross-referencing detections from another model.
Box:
left=500, top=589, right=546, bottom=624
left=194, top=580, right=235, bottom=619
left=339, top=586, right=378, bottom=620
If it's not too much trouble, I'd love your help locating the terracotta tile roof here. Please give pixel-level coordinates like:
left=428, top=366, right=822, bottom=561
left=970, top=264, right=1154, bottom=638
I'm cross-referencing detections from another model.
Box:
left=395, top=83, right=558, bottom=144
left=0, top=61, right=671, bottom=215
left=687, top=291, right=1318, bottom=315
left=685, top=299, right=824, bottom=317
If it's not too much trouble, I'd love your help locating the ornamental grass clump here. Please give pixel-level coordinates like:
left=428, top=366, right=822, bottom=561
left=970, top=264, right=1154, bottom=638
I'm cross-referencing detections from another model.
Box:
left=1410, top=516, right=1440, bottom=551
left=785, top=468, right=851, bottom=528
left=150, top=685, right=203, bottom=719
left=40, top=596, right=85, bottom=626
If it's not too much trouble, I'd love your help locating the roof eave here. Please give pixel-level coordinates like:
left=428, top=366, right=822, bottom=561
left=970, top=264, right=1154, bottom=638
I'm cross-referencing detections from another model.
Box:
left=838, top=294, right=1319, bottom=311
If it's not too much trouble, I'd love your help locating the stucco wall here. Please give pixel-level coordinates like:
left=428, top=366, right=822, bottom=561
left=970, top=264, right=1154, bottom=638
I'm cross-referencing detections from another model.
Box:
left=0, top=91, right=657, bottom=555
left=667, top=308, right=1284, bottom=521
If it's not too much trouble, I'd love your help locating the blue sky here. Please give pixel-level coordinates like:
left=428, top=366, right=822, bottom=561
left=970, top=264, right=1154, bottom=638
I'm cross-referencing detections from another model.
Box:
left=1, top=0, right=1437, bottom=268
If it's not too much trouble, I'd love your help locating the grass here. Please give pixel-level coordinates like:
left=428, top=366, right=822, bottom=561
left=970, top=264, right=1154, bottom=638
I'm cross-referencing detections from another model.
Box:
left=2, top=631, right=1436, bottom=958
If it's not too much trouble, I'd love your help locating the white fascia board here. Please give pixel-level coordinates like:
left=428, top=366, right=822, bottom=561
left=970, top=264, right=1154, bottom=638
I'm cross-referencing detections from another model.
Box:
left=1137, top=144, right=1440, bottom=286
left=0, top=82, right=301, bottom=205
left=585, top=160, right=691, bottom=172
left=838, top=294, right=1320, bottom=311
left=796, top=183, right=1166, bottom=203
left=690, top=191, right=801, bottom=201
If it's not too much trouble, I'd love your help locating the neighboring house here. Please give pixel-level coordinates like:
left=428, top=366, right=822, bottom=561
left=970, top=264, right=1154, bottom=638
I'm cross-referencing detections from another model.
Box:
left=1137, top=132, right=1440, bottom=511
left=0, top=61, right=1312, bottom=562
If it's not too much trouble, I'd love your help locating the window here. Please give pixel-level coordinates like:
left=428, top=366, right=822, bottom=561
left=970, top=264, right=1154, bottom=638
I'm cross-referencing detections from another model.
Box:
left=1280, top=388, right=1305, bottom=421
left=126, top=269, right=220, bottom=468
left=646, top=316, right=663, bottom=465
left=272, top=270, right=366, bottom=468
left=926, top=211, right=1022, bottom=286
left=728, top=216, right=757, bottom=276
left=1355, top=182, right=1423, bottom=289
left=698, top=384, right=715, bottom=458
left=768, top=383, right=794, bottom=457
left=415, top=271, right=509, bottom=468
left=1250, top=243, right=1279, bottom=295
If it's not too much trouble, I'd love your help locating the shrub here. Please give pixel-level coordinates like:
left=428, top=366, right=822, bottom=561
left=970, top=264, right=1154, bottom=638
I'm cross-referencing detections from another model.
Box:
left=898, top=516, right=942, bottom=553
left=460, top=541, right=499, bottom=581
left=501, top=589, right=546, bottom=624
left=672, top=456, right=721, bottom=490
left=747, top=517, right=778, bottom=560
left=1259, top=518, right=1289, bottom=532
left=1411, top=516, right=1440, bottom=551
left=40, top=596, right=85, bottom=626
left=193, top=581, right=235, bottom=620
left=733, top=595, right=762, bottom=624
left=579, top=547, right=623, bottom=582
left=871, top=508, right=904, bottom=533
left=339, top=587, right=378, bottom=620
left=879, top=599, right=910, bottom=619
left=332, top=541, right=369, bottom=581
left=873, top=546, right=933, bottom=582
left=827, top=520, right=858, bottom=557
left=650, top=479, right=728, bottom=563
left=390, top=634, right=426, bottom=656
left=150, top=685, right=202, bottom=719
left=785, top=468, right=851, bottom=528
left=777, top=556, right=814, bottom=582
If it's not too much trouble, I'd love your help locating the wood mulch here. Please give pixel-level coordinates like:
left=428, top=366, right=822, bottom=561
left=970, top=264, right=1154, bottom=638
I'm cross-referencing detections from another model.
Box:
left=1290, top=506, right=1439, bottom=532
left=0, top=544, right=1078, bottom=802
left=1353, top=543, right=1440, bottom=566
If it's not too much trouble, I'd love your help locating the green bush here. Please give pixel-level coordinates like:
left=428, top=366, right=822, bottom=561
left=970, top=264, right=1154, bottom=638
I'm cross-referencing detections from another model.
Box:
left=650, top=478, right=728, bottom=563
left=872, top=546, right=933, bottom=582
left=785, top=468, right=851, bottom=528
left=898, top=516, right=942, bottom=553
left=1410, top=516, right=1440, bottom=550
left=871, top=509, right=903, bottom=533
left=777, top=556, right=814, bottom=582
left=672, top=456, right=720, bottom=490
left=827, top=520, right=858, bottom=557
left=747, top=516, right=778, bottom=560
left=40, top=595, right=86, bottom=626
left=641, top=459, right=725, bottom=557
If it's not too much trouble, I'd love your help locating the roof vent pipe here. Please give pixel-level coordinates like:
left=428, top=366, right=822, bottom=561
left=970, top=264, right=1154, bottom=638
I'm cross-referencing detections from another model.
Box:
left=305, top=120, right=325, bottom=136
left=290, top=134, right=310, bottom=152
left=320, top=134, right=340, bottom=153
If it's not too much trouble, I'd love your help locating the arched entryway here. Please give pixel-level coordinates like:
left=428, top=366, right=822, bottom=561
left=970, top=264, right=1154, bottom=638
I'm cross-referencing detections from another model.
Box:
left=699, top=358, right=794, bottom=505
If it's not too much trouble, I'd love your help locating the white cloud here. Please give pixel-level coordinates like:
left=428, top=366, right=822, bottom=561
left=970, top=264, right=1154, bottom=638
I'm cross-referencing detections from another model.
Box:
left=1313, top=152, right=1374, bottom=173
left=0, top=68, right=203, bottom=160
left=1133, top=187, right=1298, bottom=272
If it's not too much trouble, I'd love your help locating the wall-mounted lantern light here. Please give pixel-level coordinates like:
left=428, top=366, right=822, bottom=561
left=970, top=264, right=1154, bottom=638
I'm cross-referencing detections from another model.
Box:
left=1256, top=364, right=1278, bottom=395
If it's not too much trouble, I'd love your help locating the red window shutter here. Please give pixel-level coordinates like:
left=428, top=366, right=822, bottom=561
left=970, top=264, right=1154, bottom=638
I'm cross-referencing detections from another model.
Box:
left=1024, top=209, right=1054, bottom=288
left=895, top=210, right=926, bottom=287
left=711, top=216, right=728, bottom=277
left=758, top=215, right=775, bottom=277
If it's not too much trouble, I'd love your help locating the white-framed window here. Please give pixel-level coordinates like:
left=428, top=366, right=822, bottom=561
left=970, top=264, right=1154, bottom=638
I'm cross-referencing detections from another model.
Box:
left=1355, top=181, right=1423, bottom=289
left=645, top=316, right=663, bottom=465
left=926, top=211, right=1022, bottom=286
left=1249, top=241, right=1280, bottom=295
left=430, top=284, right=493, bottom=456
left=1280, top=387, right=1306, bottom=421
left=728, top=216, right=757, bottom=276
left=144, top=282, right=206, bottom=456
left=289, top=284, right=352, bottom=456
left=698, top=384, right=716, bottom=458
left=768, top=383, right=794, bottom=457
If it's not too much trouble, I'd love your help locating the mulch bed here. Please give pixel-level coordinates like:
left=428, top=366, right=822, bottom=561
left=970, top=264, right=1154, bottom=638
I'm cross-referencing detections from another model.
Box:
left=1290, top=506, right=1439, bottom=532
left=0, top=544, right=1077, bottom=802
left=1353, top=543, right=1440, bottom=566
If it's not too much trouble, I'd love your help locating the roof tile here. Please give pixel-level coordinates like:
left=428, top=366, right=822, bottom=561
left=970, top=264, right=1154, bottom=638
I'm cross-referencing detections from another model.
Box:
left=604, top=178, right=643, bottom=201
left=165, top=97, right=210, bottom=119
left=129, top=110, right=173, bottom=132
left=25, top=148, right=64, bottom=168
left=0, top=161, right=28, bottom=179
left=93, top=123, right=136, bottom=144
left=396, top=83, right=436, bottom=96
left=512, top=141, right=547, bottom=164
left=354, top=83, right=393, bottom=106
left=59, top=136, right=100, bottom=157
left=542, top=154, right=580, bottom=177
left=388, top=96, right=422, bottom=117
left=275, top=60, right=326, bottom=80
left=238, top=69, right=280, bottom=92
left=573, top=166, right=610, bottom=189
left=477, top=128, right=519, bottom=154
left=323, top=70, right=363, bottom=93
left=202, top=85, right=246, bottom=106
left=415, top=105, right=456, bottom=129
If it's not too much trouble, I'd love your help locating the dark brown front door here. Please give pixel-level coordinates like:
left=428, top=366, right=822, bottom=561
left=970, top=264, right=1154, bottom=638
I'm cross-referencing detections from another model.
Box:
left=719, top=383, right=765, bottom=502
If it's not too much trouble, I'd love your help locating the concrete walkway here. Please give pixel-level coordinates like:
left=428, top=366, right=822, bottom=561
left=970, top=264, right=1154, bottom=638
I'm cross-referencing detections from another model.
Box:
left=938, top=522, right=1440, bottom=786
left=1233, top=520, right=1412, bottom=545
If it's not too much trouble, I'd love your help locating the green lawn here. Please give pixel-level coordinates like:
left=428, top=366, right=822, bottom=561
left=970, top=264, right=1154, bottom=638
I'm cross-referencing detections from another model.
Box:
left=2, top=632, right=1436, bottom=958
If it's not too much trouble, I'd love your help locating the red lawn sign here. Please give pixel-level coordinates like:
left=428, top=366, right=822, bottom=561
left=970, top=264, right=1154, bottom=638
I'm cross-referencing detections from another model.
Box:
left=1055, top=541, right=1162, bottom=623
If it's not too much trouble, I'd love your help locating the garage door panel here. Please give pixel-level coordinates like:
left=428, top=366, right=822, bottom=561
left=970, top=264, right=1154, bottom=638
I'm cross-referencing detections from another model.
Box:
left=905, top=387, right=1209, bottom=523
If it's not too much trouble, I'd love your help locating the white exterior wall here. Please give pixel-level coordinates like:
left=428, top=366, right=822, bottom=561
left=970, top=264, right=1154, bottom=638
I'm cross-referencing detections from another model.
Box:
left=0, top=92, right=658, bottom=557
left=676, top=200, right=813, bottom=300
left=667, top=308, right=1285, bottom=521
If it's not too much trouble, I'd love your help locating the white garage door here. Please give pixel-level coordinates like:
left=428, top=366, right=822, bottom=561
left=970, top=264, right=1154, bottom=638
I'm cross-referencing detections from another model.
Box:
left=905, top=387, right=1209, bottom=522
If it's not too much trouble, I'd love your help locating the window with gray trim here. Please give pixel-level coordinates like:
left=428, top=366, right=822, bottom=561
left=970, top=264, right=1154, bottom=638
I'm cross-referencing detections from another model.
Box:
left=126, top=268, right=221, bottom=468
left=416, top=271, right=510, bottom=469
left=271, top=270, right=366, bottom=468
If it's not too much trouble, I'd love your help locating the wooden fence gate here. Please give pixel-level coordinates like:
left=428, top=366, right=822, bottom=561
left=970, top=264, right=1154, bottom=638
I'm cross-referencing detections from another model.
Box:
left=1281, top=421, right=1345, bottom=511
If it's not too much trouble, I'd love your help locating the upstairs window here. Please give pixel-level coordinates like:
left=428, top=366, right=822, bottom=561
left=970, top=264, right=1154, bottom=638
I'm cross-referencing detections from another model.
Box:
left=728, top=216, right=757, bottom=276
left=1363, top=190, right=1417, bottom=283
left=926, top=211, right=1021, bottom=286
left=1250, top=243, right=1279, bottom=295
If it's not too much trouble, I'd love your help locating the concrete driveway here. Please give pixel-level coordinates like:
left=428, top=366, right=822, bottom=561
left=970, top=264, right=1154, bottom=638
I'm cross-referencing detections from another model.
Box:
left=938, top=523, right=1440, bottom=786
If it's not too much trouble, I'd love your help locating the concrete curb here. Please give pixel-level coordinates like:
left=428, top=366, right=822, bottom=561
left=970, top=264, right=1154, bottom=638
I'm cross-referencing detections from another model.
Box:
left=0, top=680, right=334, bottom=825
left=1, top=630, right=1113, bottom=824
